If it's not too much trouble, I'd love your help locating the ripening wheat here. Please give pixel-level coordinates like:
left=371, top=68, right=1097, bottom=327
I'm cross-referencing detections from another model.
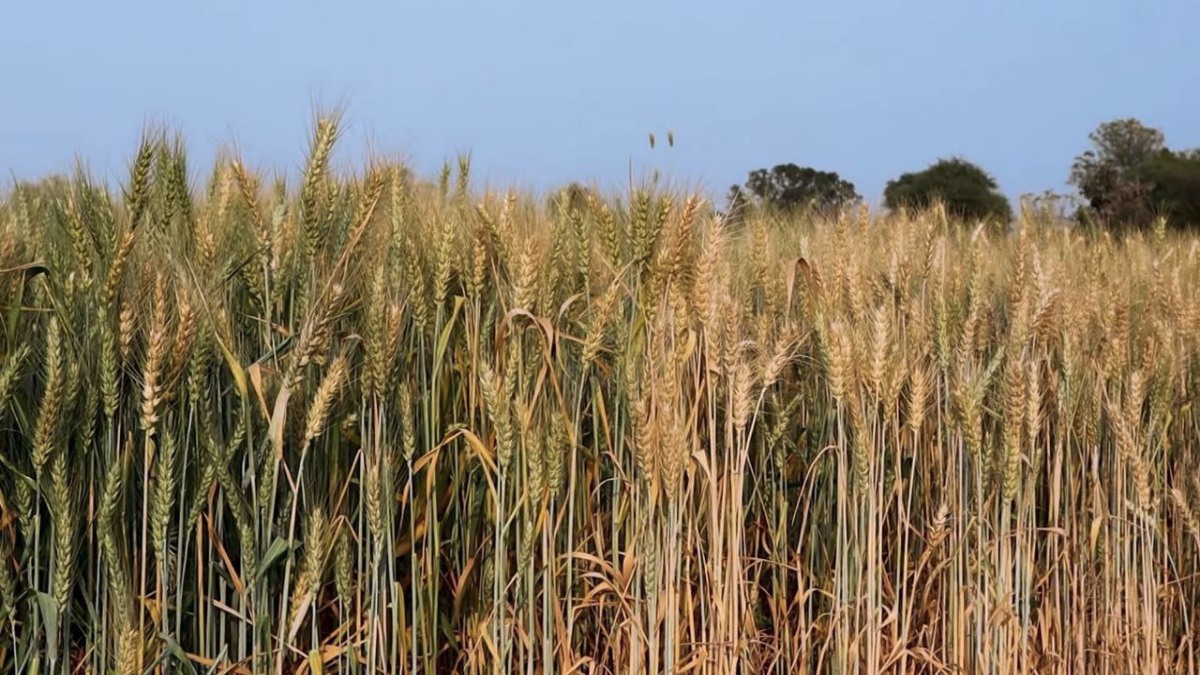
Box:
left=0, top=119, right=1197, bottom=675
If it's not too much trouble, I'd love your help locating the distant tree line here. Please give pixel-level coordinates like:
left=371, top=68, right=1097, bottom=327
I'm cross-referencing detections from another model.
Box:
left=726, top=117, right=1200, bottom=230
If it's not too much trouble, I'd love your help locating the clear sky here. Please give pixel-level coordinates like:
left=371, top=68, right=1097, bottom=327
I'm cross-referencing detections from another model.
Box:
left=2, top=1, right=1197, bottom=206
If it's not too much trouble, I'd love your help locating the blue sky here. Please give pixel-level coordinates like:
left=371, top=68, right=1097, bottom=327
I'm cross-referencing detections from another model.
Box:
left=2, top=1, right=1197, bottom=205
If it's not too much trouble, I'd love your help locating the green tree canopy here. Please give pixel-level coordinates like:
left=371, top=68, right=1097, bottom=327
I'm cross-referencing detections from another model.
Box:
left=1070, top=118, right=1166, bottom=179
left=1128, top=151, right=1200, bottom=226
left=735, top=163, right=860, bottom=214
left=883, top=157, right=1012, bottom=223
left=1069, top=118, right=1200, bottom=229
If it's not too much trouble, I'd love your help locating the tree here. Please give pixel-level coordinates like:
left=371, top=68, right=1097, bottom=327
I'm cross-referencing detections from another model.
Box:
left=1069, top=118, right=1166, bottom=227
left=1128, top=151, right=1200, bottom=226
left=736, top=163, right=859, bottom=214
left=723, top=184, right=751, bottom=226
left=883, top=157, right=1012, bottom=223
left=1070, top=118, right=1165, bottom=180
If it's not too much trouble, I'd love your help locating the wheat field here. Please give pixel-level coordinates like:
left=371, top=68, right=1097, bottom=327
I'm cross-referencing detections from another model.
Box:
left=0, top=118, right=1197, bottom=674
